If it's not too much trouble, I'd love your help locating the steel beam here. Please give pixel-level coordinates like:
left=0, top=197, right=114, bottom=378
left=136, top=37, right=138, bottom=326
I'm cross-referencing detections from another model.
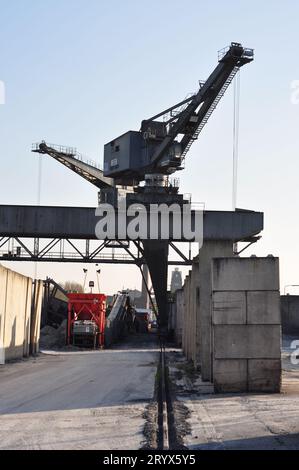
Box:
left=0, top=256, right=190, bottom=265
left=0, top=237, right=192, bottom=265
left=0, top=205, right=263, bottom=241
left=0, top=204, right=263, bottom=329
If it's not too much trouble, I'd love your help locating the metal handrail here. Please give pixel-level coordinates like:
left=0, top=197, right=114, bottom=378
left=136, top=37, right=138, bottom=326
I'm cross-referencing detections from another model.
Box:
left=32, top=142, right=103, bottom=171
left=0, top=250, right=134, bottom=260
left=218, top=44, right=254, bottom=62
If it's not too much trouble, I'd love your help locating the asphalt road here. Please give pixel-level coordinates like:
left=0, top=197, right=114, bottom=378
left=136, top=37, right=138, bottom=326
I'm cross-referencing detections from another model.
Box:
left=0, top=334, right=159, bottom=450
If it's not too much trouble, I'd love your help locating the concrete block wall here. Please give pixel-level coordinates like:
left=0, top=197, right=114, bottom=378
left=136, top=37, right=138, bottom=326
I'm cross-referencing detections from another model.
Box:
left=281, top=295, right=299, bottom=336
left=180, top=266, right=200, bottom=367
left=30, top=279, right=43, bottom=355
left=197, top=241, right=233, bottom=380
left=212, top=257, right=281, bottom=393
left=0, top=265, right=43, bottom=363
left=181, top=241, right=233, bottom=374
left=182, top=272, right=192, bottom=360
left=171, top=289, right=184, bottom=346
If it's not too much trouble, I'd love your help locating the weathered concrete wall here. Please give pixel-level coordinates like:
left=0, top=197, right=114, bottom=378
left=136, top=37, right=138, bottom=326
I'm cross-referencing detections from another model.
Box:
left=168, top=288, right=184, bottom=346
left=212, top=257, right=281, bottom=393
left=281, top=295, right=299, bottom=336
left=182, top=273, right=191, bottom=360
left=0, top=266, right=7, bottom=363
left=181, top=242, right=233, bottom=374
left=30, top=280, right=43, bottom=355
left=197, top=241, right=233, bottom=380
left=182, top=268, right=198, bottom=364
left=0, top=265, right=42, bottom=363
left=175, top=289, right=184, bottom=346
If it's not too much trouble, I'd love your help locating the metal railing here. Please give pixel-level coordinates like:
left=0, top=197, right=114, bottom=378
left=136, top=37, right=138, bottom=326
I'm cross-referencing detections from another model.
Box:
left=0, top=249, right=134, bottom=261
left=32, top=142, right=103, bottom=171
left=163, top=93, right=195, bottom=123
left=218, top=44, right=254, bottom=62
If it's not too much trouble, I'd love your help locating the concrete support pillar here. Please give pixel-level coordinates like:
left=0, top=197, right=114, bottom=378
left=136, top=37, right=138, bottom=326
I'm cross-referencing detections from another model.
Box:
left=182, top=276, right=187, bottom=355
left=185, top=262, right=200, bottom=368
left=198, top=240, right=233, bottom=381
left=211, top=257, right=281, bottom=393
left=183, top=274, right=191, bottom=360
left=186, top=274, right=190, bottom=360
left=174, top=289, right=183, bottom=346
left=191, top=263, right=200, bottom=369
left=188, top=270, right=193, bottom=361
left=190, top=269, right=195, bottom=364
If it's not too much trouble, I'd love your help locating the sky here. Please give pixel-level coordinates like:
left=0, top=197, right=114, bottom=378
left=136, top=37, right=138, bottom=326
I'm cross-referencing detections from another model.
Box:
left=0, top=0, right=299, bottom=294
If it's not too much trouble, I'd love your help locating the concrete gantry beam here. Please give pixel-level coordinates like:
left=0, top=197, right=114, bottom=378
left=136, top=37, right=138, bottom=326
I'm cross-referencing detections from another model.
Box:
left=0, top=205, right=263, bottom=241
left=0, top=205, right=263, bottom=333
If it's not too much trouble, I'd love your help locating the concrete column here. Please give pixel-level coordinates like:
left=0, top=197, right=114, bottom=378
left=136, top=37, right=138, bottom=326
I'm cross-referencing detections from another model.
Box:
left=185, top=274, right=190, bottom=360
left=191, top=263, right=200, bottom=369
left=0, top=266, right=7, bottom=364
left=188, top=270, right=193, bottom=361
left=211, top=257, right=281, bottom=393
left=198, top=240, right=233, bottom=381
left=190, top=269, right=195, bottom=363
left=182, top=275, right=188, bottom=356
left=175, top=289, right=183, bottom=346
left=184, top=274, right=191, bottom=360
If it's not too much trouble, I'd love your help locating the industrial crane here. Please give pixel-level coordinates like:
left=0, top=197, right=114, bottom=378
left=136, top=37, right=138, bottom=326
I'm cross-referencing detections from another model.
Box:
left=32, top=42, right=254, bottom=334
left=33, top=42, right=253, bottom=201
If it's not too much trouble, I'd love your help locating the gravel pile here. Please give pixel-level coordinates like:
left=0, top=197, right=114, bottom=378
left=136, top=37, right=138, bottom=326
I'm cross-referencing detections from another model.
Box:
left=40, top=320, right=67, bottom=349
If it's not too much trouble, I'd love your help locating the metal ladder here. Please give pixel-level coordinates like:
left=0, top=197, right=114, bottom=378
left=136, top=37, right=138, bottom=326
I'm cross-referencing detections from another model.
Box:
left=181, top=66, right=239, bottom=162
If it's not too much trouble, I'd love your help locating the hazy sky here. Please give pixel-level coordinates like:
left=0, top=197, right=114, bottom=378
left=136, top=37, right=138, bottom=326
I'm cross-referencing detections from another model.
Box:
left=1, top=0, right=299, bottom=294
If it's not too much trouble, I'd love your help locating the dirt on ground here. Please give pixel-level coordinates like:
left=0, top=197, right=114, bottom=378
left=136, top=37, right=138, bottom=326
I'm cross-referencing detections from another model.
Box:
left=39, top=320, right=68, bottom=349
left=39, top=321, right=88, bottom=352
left=167, top=339, right=299, bottom=450
left=142, top=401, right=158, bottom=449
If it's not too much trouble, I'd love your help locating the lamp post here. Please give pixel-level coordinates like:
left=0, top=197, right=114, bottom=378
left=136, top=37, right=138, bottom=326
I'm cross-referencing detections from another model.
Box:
left=96, top=269, right=101, bottom=293
left=83, top=268, right=88, bottom=292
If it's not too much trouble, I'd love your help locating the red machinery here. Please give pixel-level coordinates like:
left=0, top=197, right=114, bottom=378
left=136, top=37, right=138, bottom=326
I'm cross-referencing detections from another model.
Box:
left=67, top=293, right=106, bottom=348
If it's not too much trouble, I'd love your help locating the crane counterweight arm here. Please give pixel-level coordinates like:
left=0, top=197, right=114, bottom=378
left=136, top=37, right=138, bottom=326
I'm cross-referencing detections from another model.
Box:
left=32, top=142, right=114, bottom=189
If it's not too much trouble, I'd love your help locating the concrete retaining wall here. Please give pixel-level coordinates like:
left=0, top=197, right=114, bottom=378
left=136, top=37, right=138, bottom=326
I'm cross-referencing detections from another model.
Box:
left=197, top=241, right=233, bottom=379
left=168, top=289, right=184, bottom=345
left=0, top=265, right=43, bottom=364
left=174, top=289, right=184, bottom=346
left=281, top=295, right=299, bottom=336
left=212, top=257, right=281, bottom=393
left=180, top=241, right=233, bottom=376
left=182, top=271, right=194, bottom=362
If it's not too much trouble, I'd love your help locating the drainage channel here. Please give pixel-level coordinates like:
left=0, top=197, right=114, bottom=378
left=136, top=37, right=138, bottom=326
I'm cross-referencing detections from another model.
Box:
left=157, top=346, right=177, bottom=450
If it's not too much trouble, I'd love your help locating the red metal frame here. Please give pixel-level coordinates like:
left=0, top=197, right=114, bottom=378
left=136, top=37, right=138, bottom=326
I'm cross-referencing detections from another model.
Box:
left=67, top=293, right=106, bottom=347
